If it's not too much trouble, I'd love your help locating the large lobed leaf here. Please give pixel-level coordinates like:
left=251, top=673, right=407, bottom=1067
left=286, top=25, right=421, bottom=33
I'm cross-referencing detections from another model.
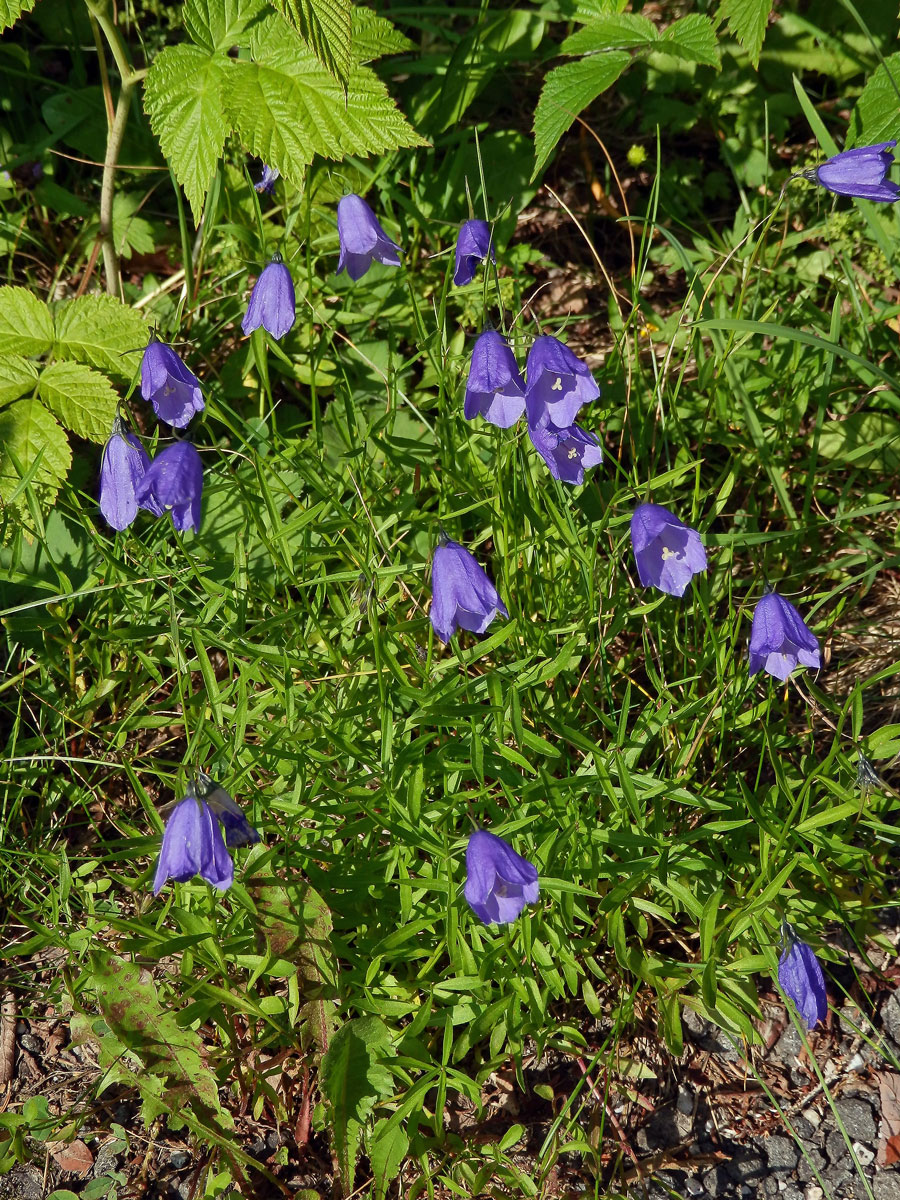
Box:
left=0, top=0, right=36, bottom=32
left=533, top=52, right=631, bottom=178
left=271, top=0, right=352, bottom=88
left=53, top=294, right=148, bottom=380
left=38, top=361, right=119, bottom=445
left=851, top=52, right=900, bottom=147
left=183, top=0, right=266, bottom=52
left=0, top=286, right=54, bottom=357
left=716, top=0, right=772, bottom=68
left=0, top=395, right=71, bottom=508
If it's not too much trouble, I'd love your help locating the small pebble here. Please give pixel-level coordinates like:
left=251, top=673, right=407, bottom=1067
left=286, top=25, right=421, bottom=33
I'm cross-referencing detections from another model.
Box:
left=170, top=1150, right=191, bottom=1170
left=805, top=1187, right=823, bottom=1200
left=852, top=1140, right=875, bottom=1168
left=846, top=1052, right=865, bottom=1072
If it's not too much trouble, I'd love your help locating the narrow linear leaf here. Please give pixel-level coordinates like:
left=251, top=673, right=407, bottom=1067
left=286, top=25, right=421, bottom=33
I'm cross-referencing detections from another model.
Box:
left=0, top=396, right=71, bottom=506
left=53, top=294, right=148, bottom=380
left=0, top=286, right=54, bottom=357
left=533, top=52, right=631, bottom=178
left=272, top=0, right=352, bottom=87
left=716, top=0, right=771, bottom=68
left=183, top=0, right=267, bottom=53
left=143, top=44, right=231, bottom=223
left=38, top=361, right=119, bottom=445
left=0, top=0, right=36, bottom=32
left=0, top=355, right=39, bottom=406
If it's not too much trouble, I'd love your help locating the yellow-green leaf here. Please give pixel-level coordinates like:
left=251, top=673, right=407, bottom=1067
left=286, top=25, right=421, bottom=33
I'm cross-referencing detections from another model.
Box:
left=0, top=286, right=54, bottom=357
left=0, top=395, right=71, bottom=507
left=53, top=294, right=148, bottom=380
left=38, top=361, right=119, bottom=445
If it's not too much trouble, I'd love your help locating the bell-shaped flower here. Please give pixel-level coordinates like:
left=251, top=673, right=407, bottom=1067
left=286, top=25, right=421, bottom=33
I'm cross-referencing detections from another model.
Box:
left=808, top=141, right=899, bottom=203
left=255, top=163, right=280, bottom=194
left=630, top=503, right=707, bottom=598
left=464, top=330, right=526, bottom=428
left=153, top=789, right=234, bottom=894
left=99, top=417, right=151, bottom=531
left=336, top=193, right=401, bottom=280
left=749, top=592, right=820, bottom=682
left=242, top=253, right=295, bottom=340
left=135, top=441, right=203, bottom=533
left=140, top=340, right=204, bottom=429
left=528, top=422, right=603, bottom=486
left=453, top=218, right=495, bottom=286
left=464, top=830, right=539, bottom=925
left=778, top=930, right=827, bottom=1030
left=195, top=771, right=261, bottom=849
left=525, top=335, right=600, bottom=431
left=430, top=537, right=508, bottom=643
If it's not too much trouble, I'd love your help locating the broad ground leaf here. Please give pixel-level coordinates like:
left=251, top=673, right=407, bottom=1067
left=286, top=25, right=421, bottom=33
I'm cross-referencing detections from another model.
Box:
left=716, top=0, right=771, bottom=68
left=320, top=1016, right=393, bottom=1190
left=38, top=361, right=119, bottom=445
left=53, top=295, right=147, bottom=380
left=0, top=286, right=54, bottom=357
left=88, top=954, right=231, bottom=1126
left=851, top=53, right=900, bottom=147
left=369, top=1119, right=409, bottom=1200
left=183, top=0, right=267, bottom=52
left=143, top=45, right=230, bottom=222
left=533, top=52, right=631, bottom=178
left=0, top=396, right=71, bottom=507
left=351, top=7, right=414, bottom=64
left=0, top=355, right=39, bottom=406
left=658, top=15, right=720, bottom=67
left=0, top=0, right=36, bottom=32
left=272, top=0, right=352, bottom=87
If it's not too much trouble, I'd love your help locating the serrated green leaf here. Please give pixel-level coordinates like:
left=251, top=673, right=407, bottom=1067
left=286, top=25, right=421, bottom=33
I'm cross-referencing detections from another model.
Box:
left=0, top=396, right=71, bottom=507
left=0, top=286, right=54, bottom=357
left=53, top=295, right=148, bottom=380
left=223, top=14, right=424, bottom=183
left=369, top=1119, right=408, bottom=1200
left=351, top=6, right=414, bottom=64
left=38, top=361, right=119, bottom=445
left=320, top=1017, right=393, bottom=1190
left=533, top=52, right=631, bottom=178
left=143, top=44, right=231, bottom=223
left=658, top=15, right=720, bottom=67
left=272, top=0, right=352, bottom=87
left=88, top=954, right=231, bottom=1125
left=561, top=13, right=657, bottom=55
left=0, top=0, right=36, bottom=32
left=851, top=52, right=900, bottom=148
left=0, top=355, right=38, bottom=406
left=716, top=0, right=771, bottom=68
left=183, top=0, right=266, bottom=52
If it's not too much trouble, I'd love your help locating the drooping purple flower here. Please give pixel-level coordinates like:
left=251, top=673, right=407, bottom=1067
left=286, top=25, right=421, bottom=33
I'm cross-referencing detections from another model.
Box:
left=525, top=335, right=600, bottom=431
left=255, top=163, right=280, bottom=194
left=749, top=592, right=820, bottom=682
left=807, top=141, right=899, bottom=203
left=464, top=830, right=539, bottom=925
left=140, top=340, right=204, bottom=429
left=242, top=253, right=295, bottom=340
left=195, top=771, right=261, bottom=849
left=464, top=330, right=526, bottom=428
left=336, top=193, right=401, bottom=281
left=630, top=503, right=707, bottom=598
left=99, top=417, right=151, bottom=531
left=153, top=789, right=234, bottom=894
left=430, top=538, right=508, bottom=643
left=778, top=929, right=827, bottom=1030
left=528, top=422, right=603, bottom=485
left=453, top=219, right=495, bottom=286
left=134, top=441, right=203, bottom=533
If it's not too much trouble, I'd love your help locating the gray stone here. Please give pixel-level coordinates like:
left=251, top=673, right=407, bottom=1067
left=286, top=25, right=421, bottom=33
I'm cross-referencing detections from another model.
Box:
left=875, top=1170, right=900, bottom=1200
left=826, top=1129, right=849, bottom=1164
left=703, top=1165, right=731, bottom=1194
left=780, top=1189, right=802, bottom=1200
left=793, top=1115, right=819, bottom=1141
left=684, top=1177, right=705, bottom=1197
left=882, top=992, right=900, bottom=1048
left=169, top=1150, right=191, bottom=1170
left=636, top=1107, right=692, bottom=1152
left=773, top=1024, right=805, bottom=1060
left=677, top=1085, right=694, bottom=1115
left=835, top=1097, right=877, bottom=1143
left=797, top=1145, right=826, bottom=1183
left=853, top=1140, right=876, bottom=1168
left=726, top=1148, right=766, bottom=1184
left=765, top=1135, right=800, bottom=1171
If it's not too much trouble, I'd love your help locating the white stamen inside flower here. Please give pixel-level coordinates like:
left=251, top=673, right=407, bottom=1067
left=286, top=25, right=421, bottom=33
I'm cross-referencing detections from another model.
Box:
left=551, top=376, right=563, bottom=392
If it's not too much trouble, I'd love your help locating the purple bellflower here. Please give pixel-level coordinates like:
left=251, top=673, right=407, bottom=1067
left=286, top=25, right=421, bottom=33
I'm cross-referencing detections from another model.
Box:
left=778, top=927, right=827, bottom=1030
left=528, top=422, right=603, bottom=485
left=336, top=193, right=401, bottom=280
left=808, top=141, right=899, bottom=203
left=464, top=830, right=539, bottom=925
left=153, top=788, right=234, bottom=894
left=525, top=335, right=600, bottom=431
left=140, top=340, right=204, bottom=429
left=255, top=163, right=280, bottom=194
left=430, top=538, right=508, bottom=643
left=135, top=441, right=203, bottom=533
left=749, top=592, right=820, bottom=682
left=242, top=253, right=295, bottom=340
left=194, top=771, right=261, bottom=849
left=630, top=503, right=707, bottom=598
left=453, top=219, right=495, bottom=286
left=99, top=417, right=151, bottom=531
left=464, top=330, right=526, bottom=428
